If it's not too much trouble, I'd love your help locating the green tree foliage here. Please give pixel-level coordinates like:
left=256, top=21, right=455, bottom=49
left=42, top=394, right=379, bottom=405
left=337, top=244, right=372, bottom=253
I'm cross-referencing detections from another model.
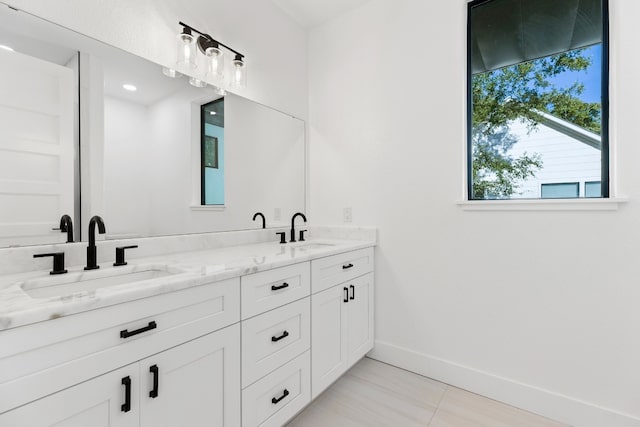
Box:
left=471, top=49, right=601, bottom=199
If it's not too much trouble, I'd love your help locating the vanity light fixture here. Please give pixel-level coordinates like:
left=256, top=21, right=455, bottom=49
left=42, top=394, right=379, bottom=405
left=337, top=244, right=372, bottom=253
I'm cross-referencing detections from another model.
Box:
left=122, top=84, right=137, bottom=92
left=176, top=22, right=247, bottom=89
left=176, top=26, right=197, bottom=69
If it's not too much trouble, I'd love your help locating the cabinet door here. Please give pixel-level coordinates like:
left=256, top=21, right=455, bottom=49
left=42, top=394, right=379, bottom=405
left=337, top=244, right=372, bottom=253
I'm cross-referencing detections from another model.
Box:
left=0, top=365, right=138, bottom=427
left=311, top=284, right=349, bottom=399
left=347, top=273, right=375, bottom=364
left=139, top=323, right=241, bottom=427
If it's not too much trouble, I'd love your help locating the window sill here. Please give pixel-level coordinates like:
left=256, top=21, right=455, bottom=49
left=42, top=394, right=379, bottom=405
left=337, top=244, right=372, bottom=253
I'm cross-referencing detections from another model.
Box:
left=190, top=205, right=226, bottom=211
left=457, top=198, right=628, bottom=211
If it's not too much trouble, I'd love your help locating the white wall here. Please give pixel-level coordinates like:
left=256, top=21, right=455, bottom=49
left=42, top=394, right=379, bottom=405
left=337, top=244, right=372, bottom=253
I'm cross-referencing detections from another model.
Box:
left=5, top=0, right=308, bottom=120
left=309, top=1, right=640, bottom=426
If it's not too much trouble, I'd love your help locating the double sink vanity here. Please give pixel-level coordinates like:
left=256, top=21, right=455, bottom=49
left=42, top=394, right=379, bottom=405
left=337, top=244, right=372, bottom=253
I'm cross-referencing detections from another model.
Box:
left=0, top=227, right=376, bottom=427
left=0, top=4, right=374, bottom=426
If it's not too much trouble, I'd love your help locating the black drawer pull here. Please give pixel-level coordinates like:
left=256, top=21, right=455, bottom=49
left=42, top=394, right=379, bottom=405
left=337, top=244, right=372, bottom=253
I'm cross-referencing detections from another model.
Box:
left=120, top=321, right=157, bottom=339
left=350, top=284, right=355, bottom=300
left=149, top=365, right=159, bottom=398
left=121, top=376, right=131, bottom=413
left=272, top=389, right=290, bottom=405
left=343, top=287, right=349, bottom=303
left=342, top=263, right=354, bottom=270
left=271, top=331, right=289, bottom=342
left=271, top=282, right=289, bottom=291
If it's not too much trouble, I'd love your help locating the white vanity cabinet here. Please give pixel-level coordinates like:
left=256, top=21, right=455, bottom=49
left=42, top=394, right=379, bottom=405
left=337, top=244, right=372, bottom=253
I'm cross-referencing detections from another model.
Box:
left=0, top=364, right=140, bottom=427
left=0, top=278, right=241, bottom=427
left=0, top=243, right=375, bottom=427
left=240, top=263, right=312, bottom=427
left=139, top=324, right=240, bottom=427
left=0, top=325, right=240, bottom=427
left=310, top=248, right=375, bottom=398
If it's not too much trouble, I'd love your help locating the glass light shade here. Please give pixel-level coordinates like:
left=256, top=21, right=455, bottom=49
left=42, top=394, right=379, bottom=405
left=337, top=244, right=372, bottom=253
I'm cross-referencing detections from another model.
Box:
left=176, top=31, right=197, bottom=69
left=189, top=76, right=207, bottom=88
left=205, top=46, right=224, bottom=80
left=231, top=58, right=247, bottom=88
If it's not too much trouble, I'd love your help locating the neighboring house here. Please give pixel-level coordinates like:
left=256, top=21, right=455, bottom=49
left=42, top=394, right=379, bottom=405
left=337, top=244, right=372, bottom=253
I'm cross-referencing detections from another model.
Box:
left=507, top=112, right=602, bottom=199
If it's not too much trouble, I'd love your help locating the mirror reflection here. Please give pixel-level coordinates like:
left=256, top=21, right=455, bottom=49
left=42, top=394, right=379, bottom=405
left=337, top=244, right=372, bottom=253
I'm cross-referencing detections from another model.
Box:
left=0, top=5, right=305, bottom=248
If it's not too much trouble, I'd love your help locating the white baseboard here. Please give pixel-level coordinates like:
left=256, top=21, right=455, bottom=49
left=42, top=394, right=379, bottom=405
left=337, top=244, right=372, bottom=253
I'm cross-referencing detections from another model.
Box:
left=368, top=340, right=640, bottom=427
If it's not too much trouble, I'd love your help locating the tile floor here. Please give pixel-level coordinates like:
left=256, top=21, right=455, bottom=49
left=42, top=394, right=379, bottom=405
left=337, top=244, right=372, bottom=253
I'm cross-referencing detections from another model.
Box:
left=286, top=357, right=568, bottom=427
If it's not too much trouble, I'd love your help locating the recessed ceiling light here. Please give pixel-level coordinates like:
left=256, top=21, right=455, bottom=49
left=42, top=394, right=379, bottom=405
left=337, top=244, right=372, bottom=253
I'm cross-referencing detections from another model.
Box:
left=122, top=84, right=137, bottom=92
left=0, top=44, right=15, bottom=52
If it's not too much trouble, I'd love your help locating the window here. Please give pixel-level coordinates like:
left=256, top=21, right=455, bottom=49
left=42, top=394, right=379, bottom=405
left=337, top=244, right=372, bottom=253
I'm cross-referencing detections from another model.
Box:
left=467, top=0, right=609, bottom=200
left=585, top=181, right=602, bottom=198
left=541, top=183, right=579, bottom=199
left=201, top=98, right=225, bottom=205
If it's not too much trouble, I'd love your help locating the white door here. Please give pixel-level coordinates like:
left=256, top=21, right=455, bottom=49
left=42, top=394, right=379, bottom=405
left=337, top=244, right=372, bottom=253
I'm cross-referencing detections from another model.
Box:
left=347, top=273, right=375, bottom=364
left=311, top=284, right=349, bottom=399
left=0, top=364, right=138, bottom=427
left=0, top=49, right=74, bottom=247
left=139, top=324, right=241, bottom=427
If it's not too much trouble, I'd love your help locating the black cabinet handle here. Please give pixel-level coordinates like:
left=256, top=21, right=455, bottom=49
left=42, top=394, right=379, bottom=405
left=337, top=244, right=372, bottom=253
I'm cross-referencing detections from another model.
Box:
left=271, top=331, right=289, bottom=342
left=271, top=282, right=289, bottom=291
left=120, top=321, right=157, bottom=339
left=342, top=263, right=354, bottom=270
left=343, top=287, right=349, bottom=303
left=121, top=376, right=131, bottom=413
left=272, top=389, right=290, bottom=405
left=149, top=365, right=159, bottom=398
left=350, top=284, right=355, bottom=300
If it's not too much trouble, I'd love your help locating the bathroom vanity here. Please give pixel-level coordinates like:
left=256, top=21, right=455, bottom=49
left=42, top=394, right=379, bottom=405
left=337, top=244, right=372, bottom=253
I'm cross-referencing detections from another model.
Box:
left=0, top=230, right=375, bottom=427
left=0, top=4, right=375, bottom=426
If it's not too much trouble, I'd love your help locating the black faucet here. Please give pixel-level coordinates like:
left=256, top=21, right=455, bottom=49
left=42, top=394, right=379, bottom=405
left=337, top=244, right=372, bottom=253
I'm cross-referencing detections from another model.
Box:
left=290, top=212, right=307, bottom=243
left=253, top=212, right=266, bottom=229
left=84, top=215, right=106, bottom=270
left=53, top=214, right=74, bottom=243
left=34, top=252, right=68, bottom=275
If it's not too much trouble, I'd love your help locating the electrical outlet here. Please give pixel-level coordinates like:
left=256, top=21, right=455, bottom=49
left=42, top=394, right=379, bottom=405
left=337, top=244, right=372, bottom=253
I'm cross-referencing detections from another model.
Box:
left=274, top=208, right=281, bottom=221
left=343, top=207, right=352, bottom=223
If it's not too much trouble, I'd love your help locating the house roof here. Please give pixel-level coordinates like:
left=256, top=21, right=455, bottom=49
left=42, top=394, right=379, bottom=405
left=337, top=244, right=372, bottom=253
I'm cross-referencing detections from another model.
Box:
left=535, top=111, right=601, bottom=150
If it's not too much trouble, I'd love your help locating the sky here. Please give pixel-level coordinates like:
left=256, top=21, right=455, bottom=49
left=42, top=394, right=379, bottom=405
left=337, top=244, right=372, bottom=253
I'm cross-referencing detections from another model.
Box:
left=548, top=44, right=602, bottom=104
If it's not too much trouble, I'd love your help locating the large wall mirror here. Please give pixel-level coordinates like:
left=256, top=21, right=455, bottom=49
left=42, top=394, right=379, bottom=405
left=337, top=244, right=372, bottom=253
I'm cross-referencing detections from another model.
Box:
left=0, top=3, right=305, bottom=247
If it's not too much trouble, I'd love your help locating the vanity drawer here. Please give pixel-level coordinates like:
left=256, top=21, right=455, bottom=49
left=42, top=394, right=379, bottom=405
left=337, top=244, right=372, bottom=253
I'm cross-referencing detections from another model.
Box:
left=241, top=262, right=310, bottom=319
left=0, top=278, right=240, bottom=414
left=242, top=297, right=310, bottom=388
left=242, top=350, right=310, bottom=427
left=311, top=247, right=374, bottom=294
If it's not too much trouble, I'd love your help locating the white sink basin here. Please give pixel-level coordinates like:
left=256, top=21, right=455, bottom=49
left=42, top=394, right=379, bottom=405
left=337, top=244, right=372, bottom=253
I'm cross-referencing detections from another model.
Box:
left=20, top=266, right=182, bottom=299
left=290, top=242, right=337, bottom=251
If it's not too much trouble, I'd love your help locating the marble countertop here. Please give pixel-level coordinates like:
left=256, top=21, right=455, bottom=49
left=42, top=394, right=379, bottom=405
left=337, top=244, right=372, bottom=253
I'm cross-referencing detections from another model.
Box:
left=0, top=238, right=374, bottom=331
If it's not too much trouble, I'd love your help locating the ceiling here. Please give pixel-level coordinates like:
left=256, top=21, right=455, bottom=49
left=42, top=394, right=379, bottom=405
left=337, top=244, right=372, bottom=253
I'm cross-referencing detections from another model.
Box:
left=272, top=0, right=372, bottom=28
